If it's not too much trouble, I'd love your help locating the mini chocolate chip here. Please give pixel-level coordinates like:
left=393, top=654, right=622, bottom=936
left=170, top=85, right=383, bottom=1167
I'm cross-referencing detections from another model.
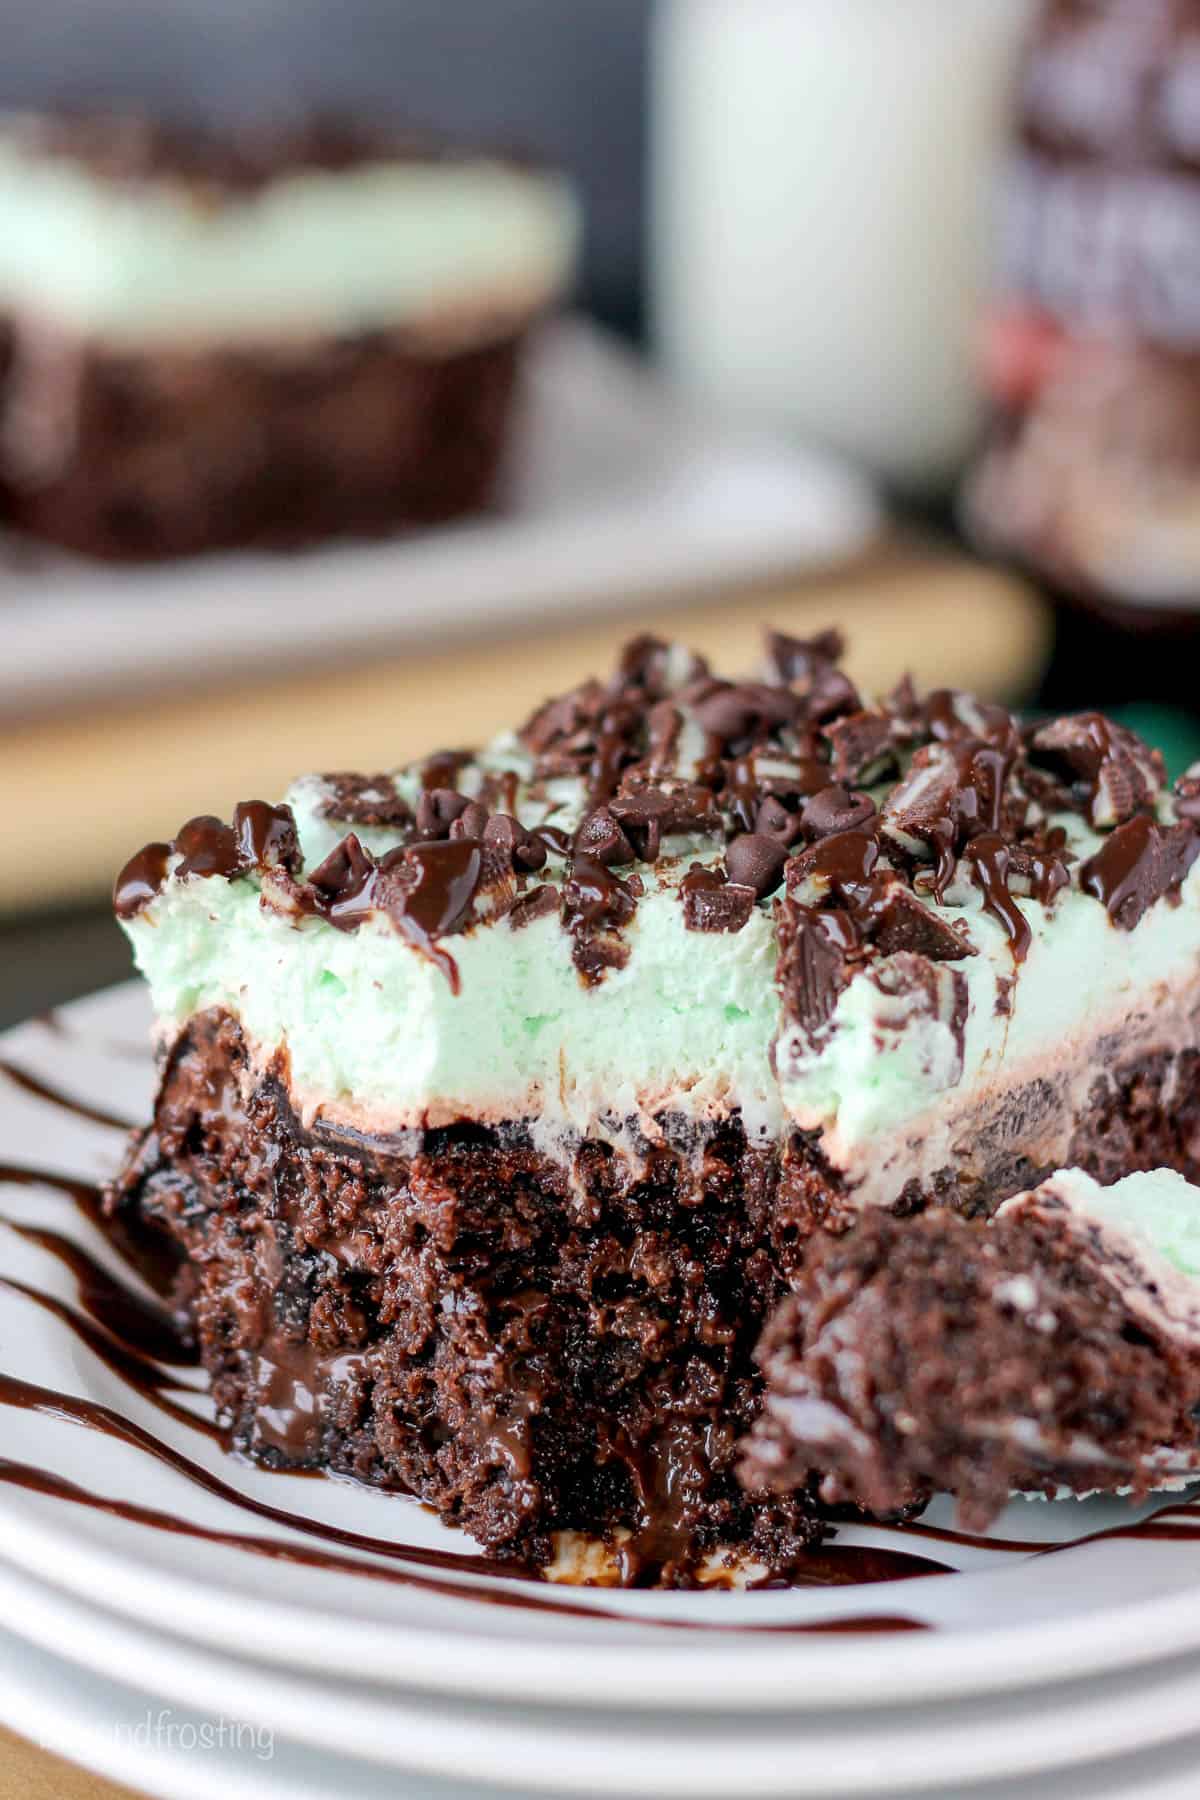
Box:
left=755, top=796, right=806, bottom=846
left=801, top=784, right=877, bottom=840
left=574, top=808, right=636, bottom=865
left=483, top=813, right=548, bottom=870
left=416, top=787, right=471, bottom=838
left=449, top=801, right=490, bottom=841
left=725, top=832, right=789, bottom=899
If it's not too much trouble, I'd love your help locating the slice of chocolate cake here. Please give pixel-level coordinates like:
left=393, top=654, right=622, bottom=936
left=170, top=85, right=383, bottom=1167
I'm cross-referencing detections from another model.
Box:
left=106, top=630, right=1200, bottom=1579
left=0, top=111, right=578, bottom=559
left=744, top=1168, right=1200, bottom=1530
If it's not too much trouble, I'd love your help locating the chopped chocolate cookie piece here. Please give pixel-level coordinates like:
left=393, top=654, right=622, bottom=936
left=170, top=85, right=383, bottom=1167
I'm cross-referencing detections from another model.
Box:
left=680, top=865, right=757, bottom=933
left=1031, top=714, right=1165, bottom=829
left=1080, top=816, right=1200, bottom=930
left=821, top=709, right=898, bottom=786
left=317, top=773, right=413, bottom=829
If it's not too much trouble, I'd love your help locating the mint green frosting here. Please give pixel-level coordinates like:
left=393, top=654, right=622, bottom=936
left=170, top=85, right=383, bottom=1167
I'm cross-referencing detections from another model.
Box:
left=1044, top=1168, right=1200, bottom=1280
left=120, top=679, right=1200, bottom=1165
left=0, top=135, right=578, bottom=340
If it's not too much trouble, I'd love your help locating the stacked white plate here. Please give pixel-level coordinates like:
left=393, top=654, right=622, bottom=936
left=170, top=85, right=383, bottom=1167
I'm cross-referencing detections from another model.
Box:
left=3, top=984, right=1200, bottom=1800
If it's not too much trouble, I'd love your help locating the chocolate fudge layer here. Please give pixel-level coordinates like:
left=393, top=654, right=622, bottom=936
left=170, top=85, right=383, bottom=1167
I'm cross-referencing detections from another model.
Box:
left=108, top=631, right=1200, bottom=1574
left=744, top=1169, right=1200, bottom=1530
left=0, top=113, right=578, bottom=558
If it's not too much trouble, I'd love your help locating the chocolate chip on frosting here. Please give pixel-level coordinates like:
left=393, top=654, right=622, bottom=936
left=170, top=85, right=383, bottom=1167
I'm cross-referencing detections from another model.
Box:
left=800, top=784, right=877, bottom=841
left=416, top=787, right=473, bottom=839
left=448, top=800, right=490, bottom=842
left=724, top=832, right=789, bottom=900
left=754, top=795, right=807, bottom=847
left=482, top=813, right=548, bottom=871
left=574, top=807, right=636, bottom=866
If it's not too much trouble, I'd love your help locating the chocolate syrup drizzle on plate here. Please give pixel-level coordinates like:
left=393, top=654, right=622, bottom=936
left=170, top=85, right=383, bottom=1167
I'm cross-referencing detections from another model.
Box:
left=0, top=1153, right=950, bottom=1632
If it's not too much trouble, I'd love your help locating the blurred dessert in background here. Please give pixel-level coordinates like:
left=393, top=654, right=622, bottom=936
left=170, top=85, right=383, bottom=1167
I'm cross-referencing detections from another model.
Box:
left=966, top=0, right=1200, bottom=623
left=0, top=111, right=578, bottom=559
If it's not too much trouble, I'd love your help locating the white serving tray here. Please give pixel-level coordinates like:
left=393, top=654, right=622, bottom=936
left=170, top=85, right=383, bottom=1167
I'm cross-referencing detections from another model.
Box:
left=0, top=319, right=879, bottom=721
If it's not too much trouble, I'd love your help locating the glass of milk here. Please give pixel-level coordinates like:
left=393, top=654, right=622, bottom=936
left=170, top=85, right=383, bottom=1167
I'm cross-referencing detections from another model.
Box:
left=651, top=0, right=1036, bottom=492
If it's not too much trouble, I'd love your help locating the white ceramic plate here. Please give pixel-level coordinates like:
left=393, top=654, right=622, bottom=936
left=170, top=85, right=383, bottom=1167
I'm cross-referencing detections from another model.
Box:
left=11, top=1549, right=1200, bottom=1799
left=1, top=984, right=1200, bottom=1721
left=8, top=1561, right=1200, bottom=1800
left=0, top=320, right=879, bottom=720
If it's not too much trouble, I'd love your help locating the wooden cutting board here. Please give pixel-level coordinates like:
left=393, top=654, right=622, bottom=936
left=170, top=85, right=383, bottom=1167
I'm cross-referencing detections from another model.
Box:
left=0, top=544, right=1048, bottom=915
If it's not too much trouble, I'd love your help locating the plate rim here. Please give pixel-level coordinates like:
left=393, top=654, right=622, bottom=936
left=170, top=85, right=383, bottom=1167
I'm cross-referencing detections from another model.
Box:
left=5, top=984, right=1200, bottom=1714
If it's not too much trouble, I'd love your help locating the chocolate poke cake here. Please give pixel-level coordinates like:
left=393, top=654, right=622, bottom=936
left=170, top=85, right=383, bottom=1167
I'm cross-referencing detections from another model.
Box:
left=107, top=629, right=1200, bottom=1580
left=0, top=111, right=578, bottom=559
left=744, top=1168, right=1200, bottom=1529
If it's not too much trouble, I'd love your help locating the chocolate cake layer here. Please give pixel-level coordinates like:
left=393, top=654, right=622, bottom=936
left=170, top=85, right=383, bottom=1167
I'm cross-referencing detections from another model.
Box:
left=744, top=1167, right=1200, bottom=1530
left=0, top=319, right=521, bottom=559
left=111, top=1009, right=822, bottom=1583
left=109, top=1011, right=1200, bottom=1572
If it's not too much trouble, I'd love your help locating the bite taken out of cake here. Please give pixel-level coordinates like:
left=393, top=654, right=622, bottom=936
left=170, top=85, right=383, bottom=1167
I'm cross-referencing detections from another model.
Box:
left=106, top=629, right=1200, bottom=1581
left=0, top=111, right=578, bottom=559
left=743, top=1168, right=1200, bottom=1530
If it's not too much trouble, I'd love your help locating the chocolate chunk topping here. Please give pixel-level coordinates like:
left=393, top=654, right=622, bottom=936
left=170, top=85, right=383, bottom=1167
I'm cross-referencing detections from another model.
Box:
left=482, top=814, right=547, bottom=871
left=821, top=710, right=898, bottom=786
left=1030, top=714, right=1164, bottom=828
left=306, top=832, right=378, bottom=921
left=871, top=886, right=974, bottom=963
left=775, top=899, right=856, bottom=1036
left=609, top=780, right=720, bottom=860
left=448, top=800, right=491, bottom=842
left=113, top=801, right=300, bottom=918
left=317, top=772, right=412, bottom=829
left=765, top=628, right=860, bottom=721
left=881, top=738, right=1016, bottom=897
left=415, top=787, right=472, bottom=839
left=680, top=866, right=757, bottom=933
left=1080, top=816, right=1200, bottom=930
left=234, top=800, right=301, bottom=874
left=506, top=883, right=559, bottom=930
left=724, top=833, right=788, bottom=900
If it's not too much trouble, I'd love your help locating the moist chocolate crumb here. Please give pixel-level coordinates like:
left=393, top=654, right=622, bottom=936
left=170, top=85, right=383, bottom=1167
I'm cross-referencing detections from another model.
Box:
left=743, top=1205, right=1200, bottom=1529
